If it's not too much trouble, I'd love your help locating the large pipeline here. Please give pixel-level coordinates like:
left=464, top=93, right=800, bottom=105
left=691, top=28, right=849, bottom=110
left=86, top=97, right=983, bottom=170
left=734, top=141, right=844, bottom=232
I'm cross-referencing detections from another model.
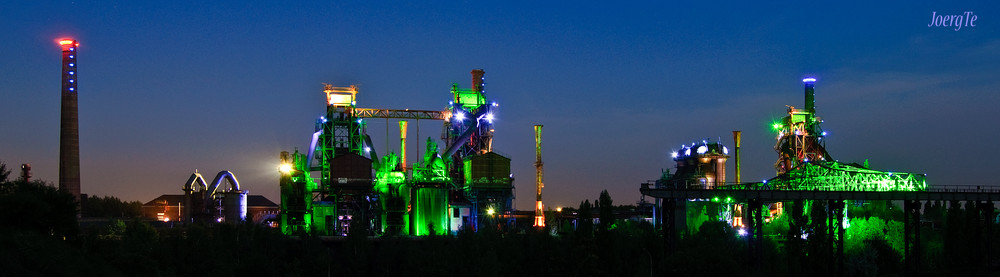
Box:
left=183, top=171, right=246, bottom=222
left=306, top=130, right=322, bottom=169
left=183, top=171, right=242, bottom=202
left=364, top=133, right=380, bottom=169
left=442, top=106, right=492, bottom=158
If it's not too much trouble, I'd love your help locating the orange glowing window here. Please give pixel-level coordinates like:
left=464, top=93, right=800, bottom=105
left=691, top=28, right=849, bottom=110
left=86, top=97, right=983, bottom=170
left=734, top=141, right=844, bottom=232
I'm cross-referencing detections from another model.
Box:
left=59, top=39, right=75, bottom=45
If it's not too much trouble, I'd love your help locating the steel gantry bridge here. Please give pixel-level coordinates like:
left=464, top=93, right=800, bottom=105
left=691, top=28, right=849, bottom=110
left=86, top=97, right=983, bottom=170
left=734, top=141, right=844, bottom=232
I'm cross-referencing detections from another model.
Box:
left=355, top=108, right=447, bottom=120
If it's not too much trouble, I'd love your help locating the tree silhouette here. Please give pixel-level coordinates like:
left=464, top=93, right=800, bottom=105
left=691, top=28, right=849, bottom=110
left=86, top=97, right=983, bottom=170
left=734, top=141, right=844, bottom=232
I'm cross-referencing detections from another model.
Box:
left=0, top=178, right=79, bottom=239
left=83, top=195, right=142, bottom=218
left=577, top=200, right=593, bottom=237
left=0, top=161, right=10, bottom=183
left=597, top=190, right=614, bottom=232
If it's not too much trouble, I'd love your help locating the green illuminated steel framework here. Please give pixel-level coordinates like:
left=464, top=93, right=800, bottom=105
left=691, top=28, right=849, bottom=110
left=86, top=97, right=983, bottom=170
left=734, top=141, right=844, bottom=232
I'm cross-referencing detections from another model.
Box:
left=645, top=77, right=931, bottom=250
left=279, top=69, right=512, bottom=236
left=763, top=78, right=925, bottom=192
left=774, top=78, right=832, bottom=175
left=763, top=161, right=926, bottom=192
left=643, top=77, right=937, bottom=274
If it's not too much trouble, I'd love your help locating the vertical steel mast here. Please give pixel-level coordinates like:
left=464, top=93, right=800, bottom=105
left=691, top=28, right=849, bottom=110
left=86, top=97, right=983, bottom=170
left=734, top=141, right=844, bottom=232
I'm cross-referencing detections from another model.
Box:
left=733, top=131, right=741, bottom=184
left=534, top=125, right=545, bottom=227
left=400, top=121, right=407, bottom=172
left=58, top=38, right=81, bottom=212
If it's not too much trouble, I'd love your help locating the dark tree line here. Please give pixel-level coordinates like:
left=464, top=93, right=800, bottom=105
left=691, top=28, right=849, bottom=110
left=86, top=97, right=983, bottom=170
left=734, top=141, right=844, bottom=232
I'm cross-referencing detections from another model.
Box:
left=83, top=195, right=143, bottom=218
left=0, top=161, right=79, bottom=239
left=2, top=159, right=999, bottom=276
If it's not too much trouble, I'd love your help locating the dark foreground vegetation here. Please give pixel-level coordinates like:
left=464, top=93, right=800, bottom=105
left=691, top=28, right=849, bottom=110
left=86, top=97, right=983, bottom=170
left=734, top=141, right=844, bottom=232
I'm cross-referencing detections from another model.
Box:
left=1, top=163, right=998, bottom=276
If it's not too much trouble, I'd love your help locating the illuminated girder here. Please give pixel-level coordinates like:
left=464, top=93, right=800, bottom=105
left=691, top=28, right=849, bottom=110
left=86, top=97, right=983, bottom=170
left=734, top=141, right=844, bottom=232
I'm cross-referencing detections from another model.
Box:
left=355, top=108, right=447, bottom=120
left=766, top=161, right=927, bottom=192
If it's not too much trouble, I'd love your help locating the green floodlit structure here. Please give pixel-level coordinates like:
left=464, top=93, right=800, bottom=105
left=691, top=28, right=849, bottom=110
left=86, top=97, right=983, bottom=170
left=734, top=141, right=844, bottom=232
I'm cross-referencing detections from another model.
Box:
left=760, top=161, right=927, bottom=192
left=648, top=77, right=929, bottom=233
left=637, top=78, right=1000, bottom=274
left=279, top=69, right=513, bottom=236
left=761, top=77, right=927, bottom=193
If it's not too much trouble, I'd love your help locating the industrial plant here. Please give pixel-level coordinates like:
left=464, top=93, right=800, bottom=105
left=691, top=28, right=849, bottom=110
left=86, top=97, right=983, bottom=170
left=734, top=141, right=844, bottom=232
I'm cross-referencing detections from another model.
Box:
left=9, top=3, right=998, bottom=274
left=646, top=78, right=928, bottom=232
left=276, top=70, right=514, bottom=236
left=638, top=78, right=1000, bottom=275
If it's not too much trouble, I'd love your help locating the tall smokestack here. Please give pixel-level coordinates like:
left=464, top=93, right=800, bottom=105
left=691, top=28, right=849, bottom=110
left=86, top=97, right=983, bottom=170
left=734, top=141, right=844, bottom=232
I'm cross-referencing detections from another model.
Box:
left=803, top=77, right=817, bottom=132
left=732, top=131, right=741, bottom=184
left=400, top=120, right=407, bottom=173
left=533, top=125, right=545, bottom=227
left=803, top=77, right=816, bottom=115
left=471, top=69, right=485, bottom=92
left=58, top=38, right=81, bottom=211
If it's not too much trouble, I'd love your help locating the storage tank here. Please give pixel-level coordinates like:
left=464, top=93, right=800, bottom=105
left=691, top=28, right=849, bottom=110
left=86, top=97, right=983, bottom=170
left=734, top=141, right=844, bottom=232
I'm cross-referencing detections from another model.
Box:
left=221, top=190, right=248, bottom=222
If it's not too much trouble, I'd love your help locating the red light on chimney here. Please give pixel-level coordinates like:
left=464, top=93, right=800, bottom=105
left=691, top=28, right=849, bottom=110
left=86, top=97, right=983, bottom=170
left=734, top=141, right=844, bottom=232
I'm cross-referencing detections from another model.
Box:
left=58, top=39, right=78, bottom=50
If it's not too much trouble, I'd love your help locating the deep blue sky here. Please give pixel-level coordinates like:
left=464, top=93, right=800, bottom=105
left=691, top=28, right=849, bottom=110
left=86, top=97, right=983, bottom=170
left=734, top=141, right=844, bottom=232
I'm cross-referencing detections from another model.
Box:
left=1, top=1, right=997, bottom=210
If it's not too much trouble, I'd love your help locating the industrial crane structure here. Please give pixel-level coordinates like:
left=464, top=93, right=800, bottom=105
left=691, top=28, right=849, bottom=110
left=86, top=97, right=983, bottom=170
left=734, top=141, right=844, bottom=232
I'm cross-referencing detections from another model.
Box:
left=278, top=69, right=513, bottom=236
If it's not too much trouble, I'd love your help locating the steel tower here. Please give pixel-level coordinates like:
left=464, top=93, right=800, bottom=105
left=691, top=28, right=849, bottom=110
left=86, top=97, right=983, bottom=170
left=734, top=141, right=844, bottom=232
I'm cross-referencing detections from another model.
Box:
left=774, top=78, right=832, bottom=174
left=534, top=125, right=545, bottom=227
left=58, top=38, right=81, bottom=209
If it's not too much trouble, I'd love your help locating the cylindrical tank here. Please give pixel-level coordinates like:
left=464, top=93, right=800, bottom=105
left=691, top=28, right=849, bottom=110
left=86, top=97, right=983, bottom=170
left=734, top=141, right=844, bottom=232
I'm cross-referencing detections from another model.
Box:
left=412, top=186, right=449, bottom=236
left=221, top=190, right=247, bottom=222
left=716, top=158, right=726, bottom=188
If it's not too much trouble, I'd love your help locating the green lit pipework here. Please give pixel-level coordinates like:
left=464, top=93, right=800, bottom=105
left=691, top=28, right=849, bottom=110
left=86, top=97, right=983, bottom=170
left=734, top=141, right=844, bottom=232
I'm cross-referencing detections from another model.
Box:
left=279, top=70, right=511, bottom=236
left=652, top=77, right=929, bottom=236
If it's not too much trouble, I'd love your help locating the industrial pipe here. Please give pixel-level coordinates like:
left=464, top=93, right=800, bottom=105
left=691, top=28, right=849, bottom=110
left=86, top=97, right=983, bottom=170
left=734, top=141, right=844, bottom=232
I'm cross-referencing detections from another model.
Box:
left=534, top=125, right=545, bottom=227
left=733, top=130, right=742, bottom=184
left=400, top=121, right=407, bottom=172
left=442, top=106, right=492, bottom=158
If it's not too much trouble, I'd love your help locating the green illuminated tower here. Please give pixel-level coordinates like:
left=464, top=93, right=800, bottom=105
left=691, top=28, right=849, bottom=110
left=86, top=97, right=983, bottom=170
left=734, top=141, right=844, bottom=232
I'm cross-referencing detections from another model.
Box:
left=441, top=69, right=512, bottom=232
left=279, top=69, right=511, bottom=236
left=765, top=77, right=926, bottom=192
left=773, top=78, right=831, bottom=174
left=279, top=150, right=315, bottom=234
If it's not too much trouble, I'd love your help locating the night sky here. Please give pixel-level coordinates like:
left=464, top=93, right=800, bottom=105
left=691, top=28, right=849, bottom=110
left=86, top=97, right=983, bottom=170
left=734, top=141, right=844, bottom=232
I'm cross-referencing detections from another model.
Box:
left=1, top=1, right=998, bottom=210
